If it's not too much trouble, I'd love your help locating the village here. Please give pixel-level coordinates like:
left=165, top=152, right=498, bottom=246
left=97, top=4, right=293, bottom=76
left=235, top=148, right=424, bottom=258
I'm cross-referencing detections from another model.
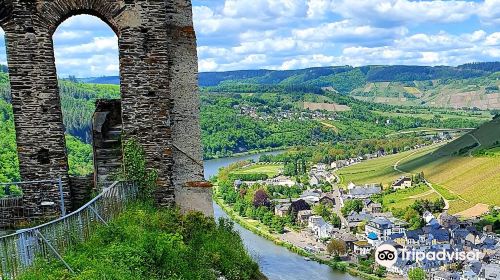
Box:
left=227, top=144, right=500, bottom=280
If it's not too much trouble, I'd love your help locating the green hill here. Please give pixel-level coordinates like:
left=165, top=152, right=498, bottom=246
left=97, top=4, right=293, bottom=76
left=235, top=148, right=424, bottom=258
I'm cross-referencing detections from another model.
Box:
left=396, top=117, right=500, bottom=213
left=198, top=62, right=500, bottom=109
left=337, top=116, right=500, bottom=214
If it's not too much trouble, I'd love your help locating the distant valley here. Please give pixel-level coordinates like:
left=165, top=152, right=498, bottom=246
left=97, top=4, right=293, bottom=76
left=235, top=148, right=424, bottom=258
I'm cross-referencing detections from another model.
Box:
left=81, top=62, right=500, bottom=110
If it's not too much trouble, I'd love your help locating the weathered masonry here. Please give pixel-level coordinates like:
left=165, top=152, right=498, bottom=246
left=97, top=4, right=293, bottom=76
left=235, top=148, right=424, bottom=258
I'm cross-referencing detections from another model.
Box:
left=0, top=0, right=212, bottom=220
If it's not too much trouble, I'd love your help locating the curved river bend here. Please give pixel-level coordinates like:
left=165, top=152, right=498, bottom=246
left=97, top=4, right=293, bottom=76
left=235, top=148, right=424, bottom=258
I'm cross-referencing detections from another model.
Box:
left=204, top=152, right=359, bottom=280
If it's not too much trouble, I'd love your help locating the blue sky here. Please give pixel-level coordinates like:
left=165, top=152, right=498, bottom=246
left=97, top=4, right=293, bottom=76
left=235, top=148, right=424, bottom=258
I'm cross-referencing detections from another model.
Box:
left=1, top=0, right=499, bottom=77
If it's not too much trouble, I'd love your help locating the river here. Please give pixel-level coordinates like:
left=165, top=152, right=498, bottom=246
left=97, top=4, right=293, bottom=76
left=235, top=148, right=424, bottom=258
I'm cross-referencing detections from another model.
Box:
left=204, top=151, right=359, bottom=280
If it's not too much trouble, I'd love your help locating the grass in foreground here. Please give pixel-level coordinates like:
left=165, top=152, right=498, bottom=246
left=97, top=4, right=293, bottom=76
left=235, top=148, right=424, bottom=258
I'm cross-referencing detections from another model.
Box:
left=20, top=202, right=265, bottom=280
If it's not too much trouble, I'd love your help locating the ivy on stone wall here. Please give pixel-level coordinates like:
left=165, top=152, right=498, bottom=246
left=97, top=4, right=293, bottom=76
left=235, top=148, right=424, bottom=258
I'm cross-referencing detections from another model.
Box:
left=122, top=138, right=158, bottom=198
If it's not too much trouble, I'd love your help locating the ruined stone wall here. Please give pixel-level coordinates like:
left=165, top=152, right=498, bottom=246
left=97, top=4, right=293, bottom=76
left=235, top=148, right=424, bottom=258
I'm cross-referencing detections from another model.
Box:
left=69, top=175, right=93, bottom=210
left=0, top=197, right=24, bottom=229
left=0, top=0, right=212, bottom=219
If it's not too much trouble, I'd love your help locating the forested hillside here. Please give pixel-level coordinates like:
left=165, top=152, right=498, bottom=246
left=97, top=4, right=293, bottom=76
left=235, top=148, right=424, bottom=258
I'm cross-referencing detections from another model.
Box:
left=199, top=62, right=500, bottom=109
left=0, top=62, right=497, bottom=182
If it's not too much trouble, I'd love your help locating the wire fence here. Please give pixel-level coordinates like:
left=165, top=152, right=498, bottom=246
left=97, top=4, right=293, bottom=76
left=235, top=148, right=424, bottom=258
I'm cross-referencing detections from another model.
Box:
left=0, top=181, right=137, bottom=279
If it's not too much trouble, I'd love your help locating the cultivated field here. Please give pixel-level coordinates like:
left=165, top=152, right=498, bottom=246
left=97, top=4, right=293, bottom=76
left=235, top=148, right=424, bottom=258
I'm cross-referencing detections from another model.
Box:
left=383, top=185, right=441, bottom=211
left=303, top=102, right=350, bottom=112
left=337, top=139, right=500, bottom=214
left=398, top=153, right=500, bottom=213
left=336, top=144, right=439, bottom=188
left=231, top=164, right=283, bottom=177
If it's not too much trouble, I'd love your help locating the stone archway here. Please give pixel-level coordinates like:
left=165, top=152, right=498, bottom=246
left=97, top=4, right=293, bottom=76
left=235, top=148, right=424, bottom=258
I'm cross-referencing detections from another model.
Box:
left=0, top=0, right=212, bottom=220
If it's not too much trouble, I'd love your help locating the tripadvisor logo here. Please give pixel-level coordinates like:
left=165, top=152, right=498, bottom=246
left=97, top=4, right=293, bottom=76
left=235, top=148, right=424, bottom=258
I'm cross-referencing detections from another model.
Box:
left=375, top=244, right=398, bottom=268
left=375, top=244, right=481, bottom=268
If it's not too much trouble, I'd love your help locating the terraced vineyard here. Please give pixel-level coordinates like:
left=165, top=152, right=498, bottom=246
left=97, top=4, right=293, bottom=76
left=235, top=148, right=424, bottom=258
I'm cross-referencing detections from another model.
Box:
left=336, top=144, right=440, bottom=188
left=337, top=117, right=500, bottom=215
left=398, top=153, right=500, bottom=214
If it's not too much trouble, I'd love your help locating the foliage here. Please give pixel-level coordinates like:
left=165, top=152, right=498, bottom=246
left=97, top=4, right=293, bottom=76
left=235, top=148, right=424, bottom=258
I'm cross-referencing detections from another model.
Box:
left=66, top=135, right=93, bottom=176
left=253, top=189, right=271, bottom=208
left=408, top=268, right=426, bottom=280
left=341, top=199, right=364, bottom=216
left=313, top=204, right=341, bottom=227
left=0, top=99, right=20, bottom=183
left=19, top=203, right=264, bottom=280
left=122, top=139, right=158, bottom=198
left=327, top=239, right=347, bottom=256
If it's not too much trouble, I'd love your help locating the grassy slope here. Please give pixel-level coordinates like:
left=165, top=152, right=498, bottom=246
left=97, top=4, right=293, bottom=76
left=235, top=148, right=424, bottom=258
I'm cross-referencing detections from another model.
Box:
left=19, top=203, right=265, bottom=280
left=339, top=118, right=500, bottom=213
left=336, top=144, right=439, bottom=188
left=351, top=72, right=500, bottom=109
left=231, top=164, right=283, bottom=177
left=383, top=185, right=440, bottom=211
left=398, top=153, right=500, bottom=213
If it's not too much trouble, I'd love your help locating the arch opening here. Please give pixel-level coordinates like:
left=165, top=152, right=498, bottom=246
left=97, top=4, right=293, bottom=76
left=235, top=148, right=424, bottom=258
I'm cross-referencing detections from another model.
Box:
left=0, top=26, right=20, bottom=184
left=53, top=14, right=121, bottom=190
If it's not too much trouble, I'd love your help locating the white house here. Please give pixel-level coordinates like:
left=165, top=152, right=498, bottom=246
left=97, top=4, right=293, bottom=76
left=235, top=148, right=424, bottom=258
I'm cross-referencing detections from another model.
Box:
left=330, top=162, right=338, bottom=169
left=308, top=215, right=334, bottom=239
left=309, top=175, right=320, bottom=187
left=265, top=175, right=296, bottom=187
left=353, top=240, right=372, bottom=256
left=423, top=211, right=439, bottom=226
left=392, top=176, right=412, bottom=190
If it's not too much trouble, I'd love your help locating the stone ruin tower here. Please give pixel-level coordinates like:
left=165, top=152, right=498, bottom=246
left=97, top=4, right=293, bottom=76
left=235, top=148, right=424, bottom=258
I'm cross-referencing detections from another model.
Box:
left=0, top=0, right=213, bottom=223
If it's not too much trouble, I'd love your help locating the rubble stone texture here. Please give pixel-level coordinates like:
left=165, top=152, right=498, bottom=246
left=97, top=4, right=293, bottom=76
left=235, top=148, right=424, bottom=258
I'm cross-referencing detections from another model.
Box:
left=0, top=0, right=212, bottom=220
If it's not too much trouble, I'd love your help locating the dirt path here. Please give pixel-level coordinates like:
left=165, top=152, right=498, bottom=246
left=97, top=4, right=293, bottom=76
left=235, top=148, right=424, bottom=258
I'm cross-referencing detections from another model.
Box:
left=455, top=203, right=490, bottom=218
left=468, top=133, right=482, bottom=156
left=408, top=190, right=435, bottom=199
left=320, top=121, right=339, bottom=133
left=392, top=149, right=450, bottom=210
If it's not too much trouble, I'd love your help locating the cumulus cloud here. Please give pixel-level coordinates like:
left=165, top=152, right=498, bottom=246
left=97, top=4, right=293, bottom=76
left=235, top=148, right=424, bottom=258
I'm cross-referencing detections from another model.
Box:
left=194, top=0, right=500, bottom=72
left=53, top=15, right=118, bottom=77
left=327, top=0, right=478, bottom=26
left=2, top=1, right=498, bottom=76
left=292, top=20, right=408, bottom=43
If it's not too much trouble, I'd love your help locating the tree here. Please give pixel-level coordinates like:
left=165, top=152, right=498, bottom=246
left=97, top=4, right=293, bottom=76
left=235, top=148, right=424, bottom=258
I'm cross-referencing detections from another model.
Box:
left=341, top=199, right=364, bottom=216
left=374, top=266, right=386, bottom=277
left=271, top=216, right=285, bottom=233
left=327, top=239, right=347, bottom=257
left=404, top=207, right=424, bottom=230
left=330, top=213, right=342, bottom=228
left=313, top=203, right=332, bottom=218
left=253, top=189, right=270, bottom=208
left=408, top=268, right=426, bottom=280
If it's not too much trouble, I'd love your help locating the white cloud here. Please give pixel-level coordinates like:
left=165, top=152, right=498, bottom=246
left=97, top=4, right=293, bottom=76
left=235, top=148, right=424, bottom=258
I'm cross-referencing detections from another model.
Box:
left=485, top=32, right=500, bottom=46
left=478, top=0, right=500, bottom=25
left=306, top=0, right=331, bottom=18
left=328, top=0, right=479, bottom=26
left=292, top=20, right=407, bottom=42
left=278, top=54, right=339, bottom=70
left=54, top=30, right=91, bottom=40
left=198, top=58, right=219, bottom=72
left=55, top=36, right=118, bottom=55
left=222, top=0, right=307, bottom=18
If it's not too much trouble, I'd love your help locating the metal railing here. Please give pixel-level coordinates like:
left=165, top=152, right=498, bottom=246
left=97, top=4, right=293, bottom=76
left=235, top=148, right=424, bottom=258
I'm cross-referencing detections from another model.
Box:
left=0, top=181, right=138, bottom=279
left=0, top=177, right=66, bottom=217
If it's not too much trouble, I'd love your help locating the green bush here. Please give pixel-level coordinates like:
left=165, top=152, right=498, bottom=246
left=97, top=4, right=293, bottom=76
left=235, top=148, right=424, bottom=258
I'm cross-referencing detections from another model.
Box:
left=19, top=203, right=265, bottom=280
left=122, top=139, right=158, bottom=198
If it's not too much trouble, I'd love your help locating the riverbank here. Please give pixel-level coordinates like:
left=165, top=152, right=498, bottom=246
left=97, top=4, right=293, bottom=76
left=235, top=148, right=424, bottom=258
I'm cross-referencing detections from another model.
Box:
left=213, top=189, right=383, bottom=280
left=204, top=146, right=292, bottom=161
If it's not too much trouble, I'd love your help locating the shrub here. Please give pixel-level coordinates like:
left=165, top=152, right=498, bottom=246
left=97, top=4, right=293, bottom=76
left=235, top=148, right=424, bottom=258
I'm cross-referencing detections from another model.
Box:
left=122, top=138, right=158, bottom=198
left=19, top=203, right=265, bottom=280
